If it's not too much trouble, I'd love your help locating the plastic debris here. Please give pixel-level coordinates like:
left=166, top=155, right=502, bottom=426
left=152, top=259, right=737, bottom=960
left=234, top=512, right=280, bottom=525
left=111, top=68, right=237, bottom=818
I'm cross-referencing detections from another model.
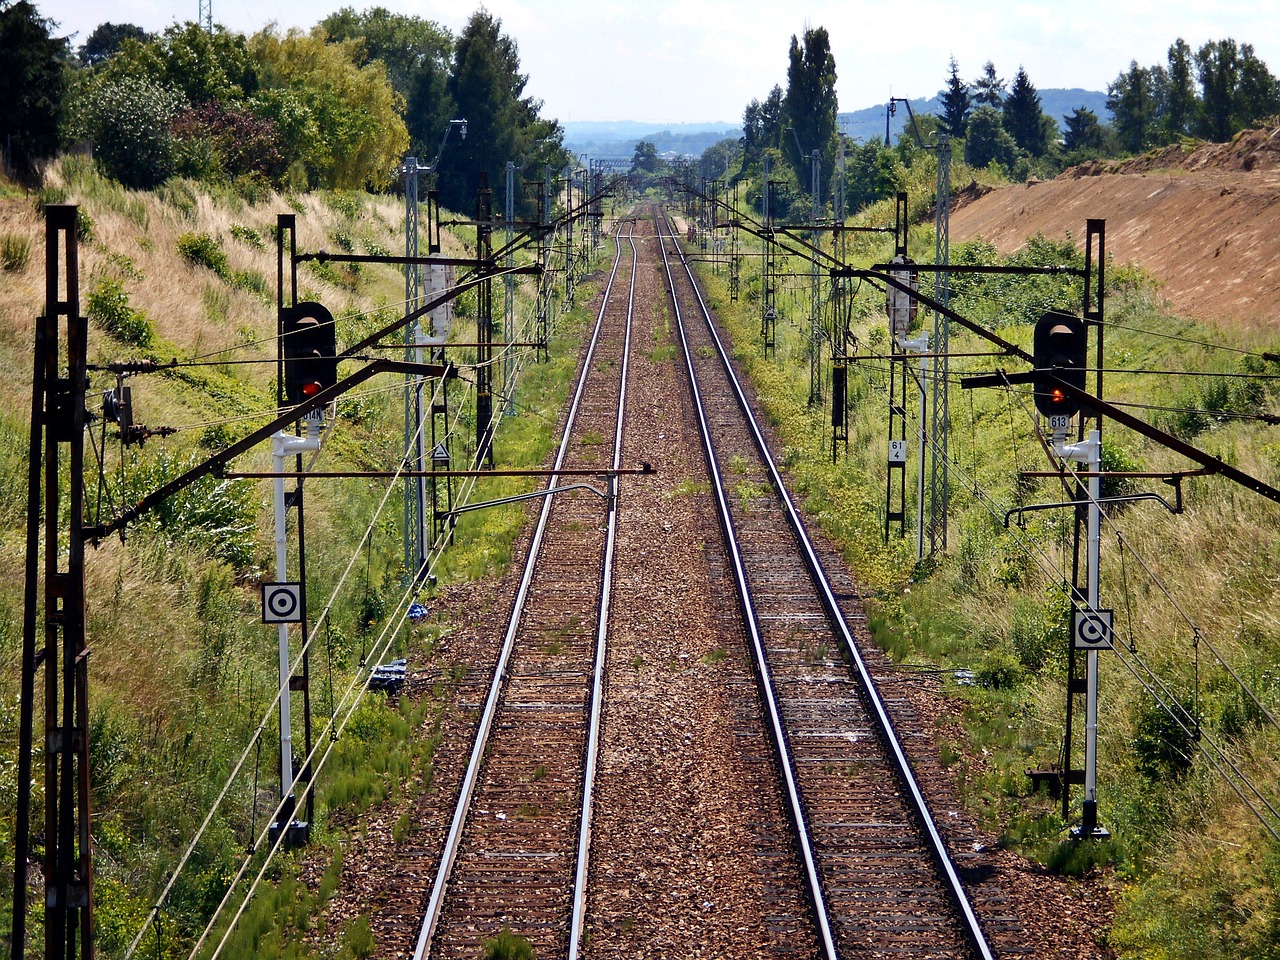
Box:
left=369, top=658, right=407, bottom=693
left=408, top=603, right=429, bottom=623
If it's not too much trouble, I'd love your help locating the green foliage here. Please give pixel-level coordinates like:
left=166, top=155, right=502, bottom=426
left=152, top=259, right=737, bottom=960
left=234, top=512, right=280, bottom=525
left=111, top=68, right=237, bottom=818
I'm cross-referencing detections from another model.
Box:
left=248, top=28, right=408, bottom=191
left=964, top=105, right=1018, bottom=172
left=0, top=0, right=67, bottom=179
left=439, top=10, right=565, bottom=215
left=177, top=231, right=230, bottom=274
left=67, top=75, right=186, bottom=189
left=0, top=233, right=31, bottom=271
left=86, top=276, right=155, bottom=347
left=318, top=6, right=455, bottom=162
left=230, top=223, right=266, bottom=249
left=1132, top=693, right=1200, bottom=781
left=1046, top=838, right=1116, bottom=877
left=483, top=928, right=535, bottom=960
left=782, top=27, right=838, bottom=176
left=113, top=450, right=258, bottom=570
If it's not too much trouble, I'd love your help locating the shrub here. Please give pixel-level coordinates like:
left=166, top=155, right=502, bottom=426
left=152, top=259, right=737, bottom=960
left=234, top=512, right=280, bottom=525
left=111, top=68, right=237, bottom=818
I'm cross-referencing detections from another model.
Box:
left=177, top=232, right=229, bottom=275
left=170, top=101, right=286, bottom=184
left=0, top=234, right=31, bottom=271
left=86, top=277, right=154, bottom=347
left=69, top=76, right=186, bottom=189
left=229, top=224, right=265, bottom=249
left=1132, top=692, right=1200, bottom=781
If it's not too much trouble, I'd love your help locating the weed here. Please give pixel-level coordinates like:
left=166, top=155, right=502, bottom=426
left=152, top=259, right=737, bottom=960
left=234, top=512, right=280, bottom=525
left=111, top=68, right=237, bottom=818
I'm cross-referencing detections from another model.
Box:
left=86, top=276, right=154, bottom=347
left=484, top=928, right=535, bottom=960
left=230, top=223, right=266, bottom=249
left=0, top=233, right=31, bottom=271
left=701, top=646, right=727, bottom=664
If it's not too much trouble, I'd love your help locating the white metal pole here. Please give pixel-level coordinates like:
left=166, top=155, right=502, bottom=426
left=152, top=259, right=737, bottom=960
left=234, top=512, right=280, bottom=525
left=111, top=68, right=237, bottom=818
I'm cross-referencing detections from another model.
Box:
left=1083, top=428, right=1102, bottom=832
left=271, top=419, right=323, bottom=816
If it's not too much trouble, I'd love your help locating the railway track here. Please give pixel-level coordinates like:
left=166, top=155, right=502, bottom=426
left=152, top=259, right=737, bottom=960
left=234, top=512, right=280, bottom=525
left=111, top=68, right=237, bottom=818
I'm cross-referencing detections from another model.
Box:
left=411, top=220, right=638, bottom=959
left=653, top=203, right=1004, bottom=960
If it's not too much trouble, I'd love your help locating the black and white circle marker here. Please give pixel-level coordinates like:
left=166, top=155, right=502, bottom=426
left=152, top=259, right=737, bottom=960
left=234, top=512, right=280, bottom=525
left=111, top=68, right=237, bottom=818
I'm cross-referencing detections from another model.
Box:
left=1073, top=607, right=1114, bottom=650
left=262, top=582, right=303, bottom=624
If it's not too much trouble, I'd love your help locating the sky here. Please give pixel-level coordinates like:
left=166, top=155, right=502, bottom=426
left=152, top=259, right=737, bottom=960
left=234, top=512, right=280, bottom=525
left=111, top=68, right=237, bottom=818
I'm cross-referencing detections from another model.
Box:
left=34, top=0, right=1280, bottom=126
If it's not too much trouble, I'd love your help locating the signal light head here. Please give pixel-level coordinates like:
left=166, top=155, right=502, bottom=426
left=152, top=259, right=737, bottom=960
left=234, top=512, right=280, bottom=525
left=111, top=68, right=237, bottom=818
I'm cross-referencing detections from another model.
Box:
left=1032, top=311, right=1087, bottom=419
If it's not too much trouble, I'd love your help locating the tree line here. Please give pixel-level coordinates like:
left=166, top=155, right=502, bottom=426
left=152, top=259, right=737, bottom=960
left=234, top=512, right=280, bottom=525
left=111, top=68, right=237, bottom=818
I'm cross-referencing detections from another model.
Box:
left=0, top=1, right=567, bottom=213
left=704, top=32, right=1280, bottom=220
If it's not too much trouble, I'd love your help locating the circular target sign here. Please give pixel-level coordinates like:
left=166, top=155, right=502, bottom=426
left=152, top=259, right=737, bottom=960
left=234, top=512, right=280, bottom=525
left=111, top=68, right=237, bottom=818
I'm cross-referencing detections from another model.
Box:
left=1073, top=608, right=1114, bottom=650
left=262, top=582, right=302, bottom=623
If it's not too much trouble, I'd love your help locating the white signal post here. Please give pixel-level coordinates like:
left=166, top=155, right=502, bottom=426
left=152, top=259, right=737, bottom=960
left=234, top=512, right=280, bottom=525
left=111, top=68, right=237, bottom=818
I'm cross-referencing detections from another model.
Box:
left=1055, top=425, right=1110, bottom=839
left=272, top=412, right=324, bottom=831
left=900, top=334, right=930, bottom=560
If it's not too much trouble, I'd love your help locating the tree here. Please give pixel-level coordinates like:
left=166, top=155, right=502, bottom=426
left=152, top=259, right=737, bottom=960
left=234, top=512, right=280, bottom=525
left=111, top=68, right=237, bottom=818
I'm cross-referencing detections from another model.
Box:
left=249, top=27, right=408, bottom=190
left=1063, top=107, right=1104, bottom=153
left=0, top=0, right=68, bottom=179
left=1233, top=43, right=1280, bottom=133
left=318, top=7, right=455, bottom=165
left=441, top=10, right=562, bottom=214
left=844, top=140, right=902, bottom=213
left=1107, top=60, right=1155, bottom=153
left=1002, top=66, right=1049, bottom=156
left=1157, top=38, right=1197, bottom=142
left=964, top=105, right=1016, bottom=170
left=1195, top=39, right=1239, bottom=142
left=98, top=23, right=257, bottom=106
left=66, top=74, right=184, bottom=188
left=939, top=57, right=971, bottom=139
left=741, top=84, right=784, bottom=173
left=79, top=22, right=148, bottom=66
left=170, top=101, right=285, bottom=184
left=781, top=26, right=838, bottom=188
left=972, top=60, right=1005, bottom=109
left=631, top=140, right=659, bottom=174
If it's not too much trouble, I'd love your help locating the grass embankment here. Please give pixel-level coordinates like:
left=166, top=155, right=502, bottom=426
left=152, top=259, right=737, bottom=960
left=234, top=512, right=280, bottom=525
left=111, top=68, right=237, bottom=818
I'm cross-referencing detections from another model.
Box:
left=0, top=158, right=607, bottom=957
left=687, top=164, right=1280, bottom=958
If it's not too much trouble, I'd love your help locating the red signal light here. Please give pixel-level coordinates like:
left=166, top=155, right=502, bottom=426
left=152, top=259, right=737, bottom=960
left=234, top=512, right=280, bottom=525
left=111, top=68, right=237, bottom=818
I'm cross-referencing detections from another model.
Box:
left=301, top=381, right=322, bottom=398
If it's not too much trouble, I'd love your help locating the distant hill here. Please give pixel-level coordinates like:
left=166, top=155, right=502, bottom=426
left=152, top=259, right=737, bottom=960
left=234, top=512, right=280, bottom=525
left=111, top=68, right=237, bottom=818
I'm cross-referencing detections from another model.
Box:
left=562, top=121, right=739, bottom=160
left=564, top=90, right=1111, bottom=159
left=841, top=88, right=1110, bottom=143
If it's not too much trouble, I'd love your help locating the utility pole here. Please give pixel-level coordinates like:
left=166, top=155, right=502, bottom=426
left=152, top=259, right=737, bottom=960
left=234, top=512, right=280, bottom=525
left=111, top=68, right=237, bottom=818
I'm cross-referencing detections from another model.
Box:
left=18, top=204, right=94, bottom=960
left=505, top=161, right=516, bottom=416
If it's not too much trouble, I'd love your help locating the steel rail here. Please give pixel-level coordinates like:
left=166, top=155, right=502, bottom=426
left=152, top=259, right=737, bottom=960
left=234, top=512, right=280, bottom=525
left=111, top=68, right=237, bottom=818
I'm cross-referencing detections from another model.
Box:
left=653, top=209, right=840, bottom=960
left=412, top=220, right=634, bottom=959
left=568, top=220, right=637, bottom=960
left=660, top=207, right=996, bottom=960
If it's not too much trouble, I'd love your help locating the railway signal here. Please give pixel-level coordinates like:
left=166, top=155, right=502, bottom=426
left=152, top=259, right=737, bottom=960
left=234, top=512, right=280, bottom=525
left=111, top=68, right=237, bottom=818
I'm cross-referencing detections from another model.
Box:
left=1033, top=311, right=1087, bottom=418
left=282, top=301, right=338, bottom=405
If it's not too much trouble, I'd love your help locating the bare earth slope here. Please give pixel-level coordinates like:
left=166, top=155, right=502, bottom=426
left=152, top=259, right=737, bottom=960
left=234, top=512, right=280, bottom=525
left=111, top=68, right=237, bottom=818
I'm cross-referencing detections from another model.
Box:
left=949, top=125, right=1280, bottom=331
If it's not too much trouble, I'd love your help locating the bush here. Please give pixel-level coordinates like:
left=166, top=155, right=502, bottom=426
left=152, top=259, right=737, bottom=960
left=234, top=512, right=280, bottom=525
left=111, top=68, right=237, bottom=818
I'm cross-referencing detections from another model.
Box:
left=177, top=232, right=229, bottom=275
left=229, top=223, right=265, bottom=250
left=86, top=277, right=154, bottom=347
left=70, top=76, right=186, bottom=189
left=1132, top=692, right=1200, bottom=780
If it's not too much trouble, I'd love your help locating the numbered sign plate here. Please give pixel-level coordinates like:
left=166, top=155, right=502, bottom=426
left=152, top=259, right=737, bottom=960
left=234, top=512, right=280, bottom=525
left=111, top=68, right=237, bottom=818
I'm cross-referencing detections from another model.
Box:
left=262, top=582, right=303, bottom=624
left=888, top=439, right=907, bottom=464
left=1073, top=607, right=1114, bottom=650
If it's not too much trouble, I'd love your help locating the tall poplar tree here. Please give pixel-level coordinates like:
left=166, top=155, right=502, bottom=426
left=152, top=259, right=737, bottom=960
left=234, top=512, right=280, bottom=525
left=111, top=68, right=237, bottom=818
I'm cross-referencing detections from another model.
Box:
left=781, top=26, right=838, bottom=191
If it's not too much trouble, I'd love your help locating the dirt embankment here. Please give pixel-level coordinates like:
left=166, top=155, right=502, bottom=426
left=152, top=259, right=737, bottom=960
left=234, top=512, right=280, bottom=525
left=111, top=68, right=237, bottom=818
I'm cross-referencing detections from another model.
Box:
left=949, top=125, right=1280, bottom=332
